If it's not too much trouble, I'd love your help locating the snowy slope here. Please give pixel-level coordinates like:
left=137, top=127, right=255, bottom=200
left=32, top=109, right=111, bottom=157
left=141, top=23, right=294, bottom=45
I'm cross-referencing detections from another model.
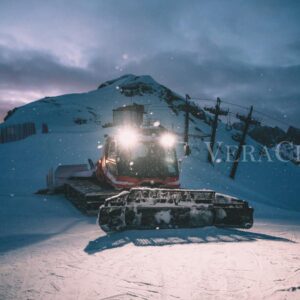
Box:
left=2, top=74, right=187, bottom=131
left=0, top=134, right=300, bottom=299
left=2, top=73, right=299, bottom=210
left=1, top=74, right=300, bottom=300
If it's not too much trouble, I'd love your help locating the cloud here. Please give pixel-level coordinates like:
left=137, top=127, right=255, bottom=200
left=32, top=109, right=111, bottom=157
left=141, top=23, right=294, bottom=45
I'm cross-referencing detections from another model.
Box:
left=0, top=0, right=300, bottom=127
left=0, top=44, right=118, bottom=122
left=0, top=45, right=97, bottom=92
left=120, top=49, right=300, bottom=127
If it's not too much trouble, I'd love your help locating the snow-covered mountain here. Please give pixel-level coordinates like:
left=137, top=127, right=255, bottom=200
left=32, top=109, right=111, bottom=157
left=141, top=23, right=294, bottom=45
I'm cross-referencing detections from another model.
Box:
left=2, top=74, right=192, bottom=130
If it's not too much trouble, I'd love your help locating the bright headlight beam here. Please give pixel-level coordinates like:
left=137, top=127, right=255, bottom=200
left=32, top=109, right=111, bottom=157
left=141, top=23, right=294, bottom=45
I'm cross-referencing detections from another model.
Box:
left=117, top=127, right=138, bottom=148
left=160, top=133, right=176, bottom=148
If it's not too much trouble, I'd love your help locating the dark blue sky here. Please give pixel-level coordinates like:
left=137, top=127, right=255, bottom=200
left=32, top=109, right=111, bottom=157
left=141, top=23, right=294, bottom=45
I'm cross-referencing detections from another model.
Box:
left=0, top=0, right=300, bottom=127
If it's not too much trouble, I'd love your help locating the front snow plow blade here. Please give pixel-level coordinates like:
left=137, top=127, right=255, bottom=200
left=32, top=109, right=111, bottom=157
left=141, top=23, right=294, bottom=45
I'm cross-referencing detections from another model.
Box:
left=98, top=188, right=253, bottom=232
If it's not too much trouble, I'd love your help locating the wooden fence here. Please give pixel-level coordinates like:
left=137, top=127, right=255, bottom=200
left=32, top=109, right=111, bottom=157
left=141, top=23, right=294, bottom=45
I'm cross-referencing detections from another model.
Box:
left=0, top=122, right=36, bottom=144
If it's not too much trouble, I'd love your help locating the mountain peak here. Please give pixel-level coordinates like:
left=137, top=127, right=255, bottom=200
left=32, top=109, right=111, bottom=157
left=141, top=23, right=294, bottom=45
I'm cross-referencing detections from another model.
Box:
left=97, top=74, right=156, bottom=90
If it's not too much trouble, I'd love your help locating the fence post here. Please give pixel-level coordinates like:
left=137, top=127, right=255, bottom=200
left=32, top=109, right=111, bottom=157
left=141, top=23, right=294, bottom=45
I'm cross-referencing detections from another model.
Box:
left=0, top=122, right=37, bottom=143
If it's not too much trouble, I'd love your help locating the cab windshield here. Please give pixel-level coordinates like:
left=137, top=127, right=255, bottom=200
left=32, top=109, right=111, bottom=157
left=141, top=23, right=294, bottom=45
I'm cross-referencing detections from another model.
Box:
left=117, top=141, right=178, bottom=178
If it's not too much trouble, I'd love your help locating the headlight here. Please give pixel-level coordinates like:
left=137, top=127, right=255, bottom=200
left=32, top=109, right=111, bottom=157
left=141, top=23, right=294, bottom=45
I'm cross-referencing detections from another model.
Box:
left=117, top=127, right=138, bottom=148
left=160, top=133, right=176, bottom=148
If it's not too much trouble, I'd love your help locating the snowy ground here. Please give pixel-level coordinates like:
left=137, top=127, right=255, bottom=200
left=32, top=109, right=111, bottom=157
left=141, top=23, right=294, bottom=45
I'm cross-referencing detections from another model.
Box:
left=1, top=198, right=300, bottom=300
left=1, top=132, right=300, bottom=300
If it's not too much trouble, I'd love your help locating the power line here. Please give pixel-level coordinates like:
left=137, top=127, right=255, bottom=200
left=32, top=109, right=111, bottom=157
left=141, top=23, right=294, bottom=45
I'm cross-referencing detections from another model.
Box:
left=192, top=97, right=250, bottom=110
left=191, top=97, right=295, bottom=129
left=252, top=109, right=291, bottom=127
left=145, top=96, right=296, bottom=129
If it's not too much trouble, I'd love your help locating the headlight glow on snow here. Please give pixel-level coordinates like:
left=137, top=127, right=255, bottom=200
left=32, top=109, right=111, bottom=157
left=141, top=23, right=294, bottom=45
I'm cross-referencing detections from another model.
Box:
left=160, top=133, right=176, bottom=148
left=117, top=127, right=138, bottom=148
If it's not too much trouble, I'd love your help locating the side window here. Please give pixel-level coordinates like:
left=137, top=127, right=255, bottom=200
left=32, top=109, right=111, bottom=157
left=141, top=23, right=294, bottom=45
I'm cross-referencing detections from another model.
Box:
left=107, top=140, right=118, bottom=175
left=108, top=141, right=116, bottom=159
left=165, top=148, right=179, bottom=176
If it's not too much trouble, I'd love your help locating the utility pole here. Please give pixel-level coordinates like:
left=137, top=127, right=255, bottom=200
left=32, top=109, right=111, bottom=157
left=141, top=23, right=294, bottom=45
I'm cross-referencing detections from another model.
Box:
left=229, top=106, right=260, bottom=179
left=204, top=98, right=228, bottom=163
left=184, top=94, right=191, bottom=156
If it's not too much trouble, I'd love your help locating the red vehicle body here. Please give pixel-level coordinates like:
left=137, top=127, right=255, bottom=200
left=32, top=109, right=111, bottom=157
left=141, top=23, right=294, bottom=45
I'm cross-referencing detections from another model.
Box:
left=95, top=127, right=180, bottom=190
